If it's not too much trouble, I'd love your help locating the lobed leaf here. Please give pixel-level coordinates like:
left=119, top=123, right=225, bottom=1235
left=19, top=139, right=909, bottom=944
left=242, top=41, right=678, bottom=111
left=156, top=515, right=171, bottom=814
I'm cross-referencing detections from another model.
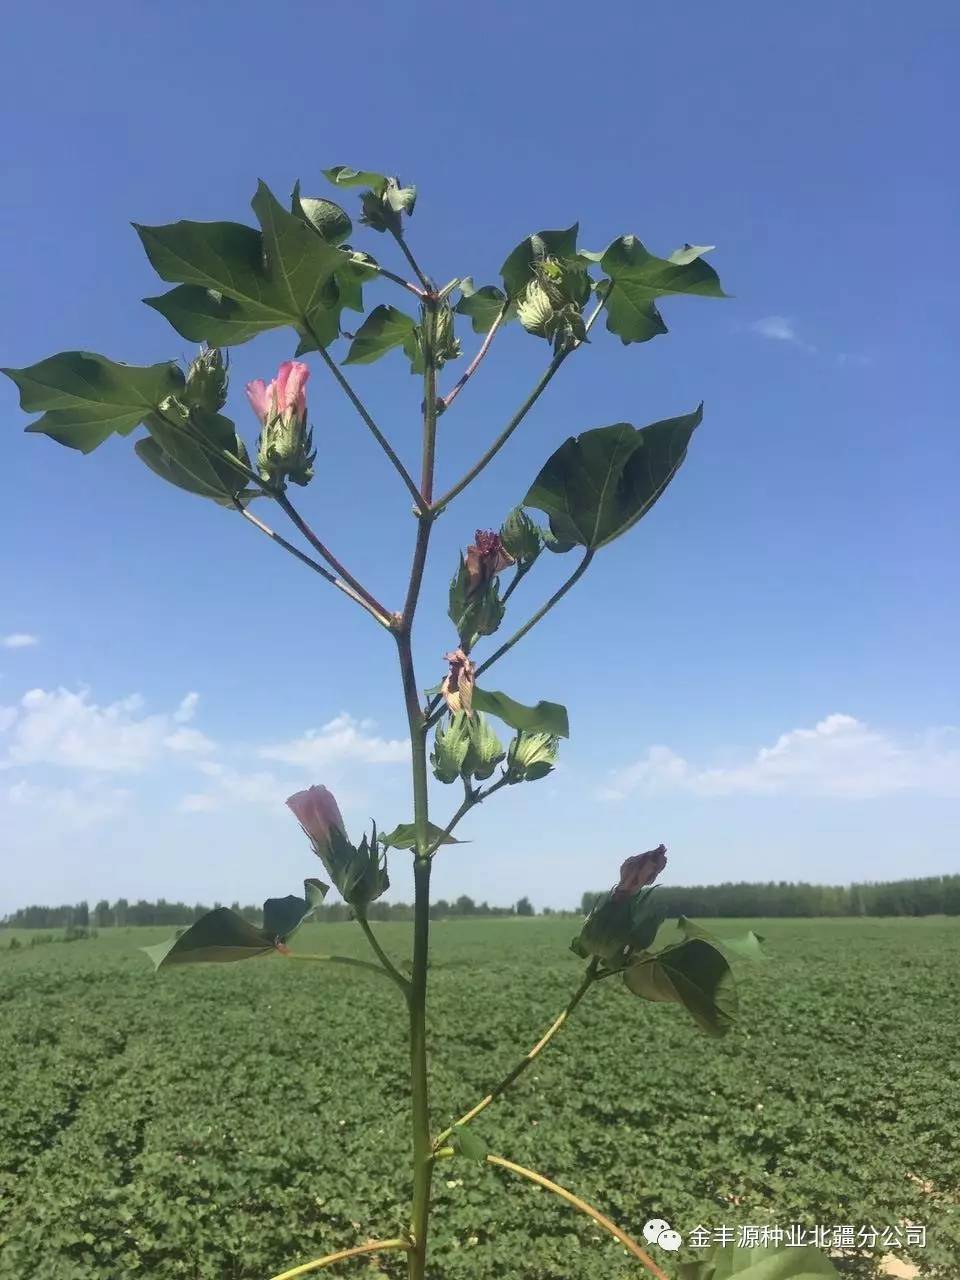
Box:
left=500, top=225, right=581, bottom=299
left=599, top=236, right=725, bottom=345
left=142, top=908, right=275, bottom=969
left=343, top=304, right=418, bottom=365
left=2, top=352, right=184, bottom=453
left=455, top=279, right=512, bottom=333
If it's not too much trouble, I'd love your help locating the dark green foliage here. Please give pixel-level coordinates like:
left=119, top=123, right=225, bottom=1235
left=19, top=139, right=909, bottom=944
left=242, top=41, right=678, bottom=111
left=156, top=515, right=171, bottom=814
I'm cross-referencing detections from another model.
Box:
left=0, top=917, right=956, bottom=1278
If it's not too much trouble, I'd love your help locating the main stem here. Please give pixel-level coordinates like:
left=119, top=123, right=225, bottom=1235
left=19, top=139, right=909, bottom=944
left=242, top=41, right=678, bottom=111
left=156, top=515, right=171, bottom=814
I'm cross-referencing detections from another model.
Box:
left=399, top=292, right=440, bottom=1280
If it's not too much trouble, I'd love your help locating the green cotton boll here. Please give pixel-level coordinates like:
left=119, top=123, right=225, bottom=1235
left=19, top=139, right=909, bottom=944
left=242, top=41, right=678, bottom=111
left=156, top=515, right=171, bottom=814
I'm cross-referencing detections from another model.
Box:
left=464, top=713, right=505, bottom=781
left=431, top=714, right=473, bottom=784
left=517, top=280, right=556, bottom=337
left=500, top=507, right=543, bottom=568
left=184, top=347, right=228, bottom=412
left=257, top=418, right=316, bottom=489
left=506, top=730, right=558, bottom=783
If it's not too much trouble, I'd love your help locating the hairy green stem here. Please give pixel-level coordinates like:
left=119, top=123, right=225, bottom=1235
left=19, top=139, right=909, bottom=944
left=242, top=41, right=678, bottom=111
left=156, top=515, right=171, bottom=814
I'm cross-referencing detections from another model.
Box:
left=485, top=1155, right=670, bottom=1280
left=279, top=951, right=392, bottom=979
left=397, top=294, right=440, bottom=1280
left=357, top=916, right=410, bottom=994
left=441, top=302, right=508, bottom=410
left=302, top=321, right=426, bottom=513
left=267, top=1237, right=412, bottom=1280
left=237, top=505, right=391, bottom=627
left=424, top=774, right=510, bottom=858
left=431, top=297, right=606, bottom=514
left=390, top=228, right=432, bottom=294
left=434, top=959, right=597, bottom=1148
left=272, top=490, right=393, bottom=625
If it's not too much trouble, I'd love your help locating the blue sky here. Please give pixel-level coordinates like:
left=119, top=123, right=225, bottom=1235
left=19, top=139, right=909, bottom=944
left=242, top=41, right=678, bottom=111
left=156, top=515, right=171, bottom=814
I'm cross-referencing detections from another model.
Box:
left=1, top=1, right=957, bottom=914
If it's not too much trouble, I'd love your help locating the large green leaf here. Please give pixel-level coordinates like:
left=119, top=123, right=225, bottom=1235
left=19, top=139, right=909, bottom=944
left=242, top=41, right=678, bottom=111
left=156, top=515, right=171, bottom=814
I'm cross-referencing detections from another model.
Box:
left=135, top=436, right=254, bottom=507
left=471, top=688, right=569, bottom=738
left=140, top=404, right=250, bottom=501
left=500, top=225, right=581, bottom=299
left=455, top=279, right=512, bottom=333
left=142, top=908, right=275, bottom=970
left=2, top=352, right=184, bottom=452
left=623, top=937, right=738, bottom=1037
left=676, top=916, right=767, bottom=964
left=379, top=822, right=465, bottom=851
left=678, top=1243, right=837, bottom=1279
left=137, top=182, right=345, bottom=350
left=322, top=166, right=390, bottom=192
left=343, top=305, right=417, bottom=365
left=262, top=878, right=329, bottom=943
left=600, top=237, right=725, bottom=345
left=523, top=408, right=702, bottom=550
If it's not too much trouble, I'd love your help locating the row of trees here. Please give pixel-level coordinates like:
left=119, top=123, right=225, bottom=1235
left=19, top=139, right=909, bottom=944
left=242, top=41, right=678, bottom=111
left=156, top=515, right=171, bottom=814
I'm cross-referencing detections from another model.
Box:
left=4, top=876, right=959, bottom=930
left=582, top=875, right=960, bottom=918
left=0, top=895, right=537, bottom=930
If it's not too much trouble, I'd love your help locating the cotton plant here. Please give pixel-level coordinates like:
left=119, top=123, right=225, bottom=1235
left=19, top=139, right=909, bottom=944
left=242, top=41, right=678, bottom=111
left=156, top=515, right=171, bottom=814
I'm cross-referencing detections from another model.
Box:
left=4, top=167, right=835, bottom=1280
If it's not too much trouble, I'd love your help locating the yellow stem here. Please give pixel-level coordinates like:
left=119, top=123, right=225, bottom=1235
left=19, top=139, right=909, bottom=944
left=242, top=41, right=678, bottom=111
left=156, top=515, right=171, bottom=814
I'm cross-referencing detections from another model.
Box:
left=266, top=1237, right=411, bottom=1280
left=486, top=1155, right=671, bottom=1280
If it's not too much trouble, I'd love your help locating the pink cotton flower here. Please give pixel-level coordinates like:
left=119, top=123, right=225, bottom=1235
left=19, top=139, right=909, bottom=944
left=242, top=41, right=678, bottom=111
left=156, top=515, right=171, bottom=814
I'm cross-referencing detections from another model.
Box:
left=286, top=785, right=345, bottom=852
left=244, top=361, right=310, bottom=427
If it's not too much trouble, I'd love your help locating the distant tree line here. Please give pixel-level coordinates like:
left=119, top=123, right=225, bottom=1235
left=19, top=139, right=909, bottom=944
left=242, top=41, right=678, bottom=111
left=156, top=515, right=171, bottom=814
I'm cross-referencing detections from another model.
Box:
left=4, top=877, right=959, bottom=930
left=581, top=875, right=960, bottom=918
left=1, top=894, right=538, bottom=929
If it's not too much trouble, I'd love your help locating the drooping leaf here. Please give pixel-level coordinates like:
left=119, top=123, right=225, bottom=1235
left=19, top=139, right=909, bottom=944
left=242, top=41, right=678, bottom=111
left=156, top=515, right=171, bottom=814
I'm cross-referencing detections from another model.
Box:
left=501, top=225, right=581, bottom=299
left=135, top=435, right=255, bottom=508
left=343, top=305, right=418, bottom=365
left=322, top=167, right=390, bottom=193
left=678, top=1243, right=838, bottom=1280
left=141, top=907, right=275, bottom=970
left=676, top=916, right=766, bottom=964
left=623, top=937, right=738, bottom=1037
left=455, top=279, right=512, bottom=333
left=471, top=688, right=569, bottom=738
left=262, top=878, right=329, bottom=943
left=2, top=352, right=184, bottom=453
left=523, top=408, right=703, bottom=550
left=379, top=822, right=466, bottom=851
left=290, top=181, right=352, bottom=245
left=599, top=236, right=725, bottom=345
left=451, top=1125, right=488, bottom=1163
left=140, top=404, right=250, bottom=503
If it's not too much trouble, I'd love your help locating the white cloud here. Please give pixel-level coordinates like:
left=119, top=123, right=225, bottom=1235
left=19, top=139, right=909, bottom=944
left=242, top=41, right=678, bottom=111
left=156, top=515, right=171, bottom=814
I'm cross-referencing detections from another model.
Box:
left=2, top=633, right=38, bottom=649
left=173, top=692, right=200, bottom=724
left=601, top=714, right=960, bottom=801
left=750, top=315, right=798, bottom=342
left=260, top=713, right=407, bottom=768
left=0, top=686, right=215, bottom=772
left=178, top=760, right=290, bottom=813
left=3, top=777, right=132, bottom=827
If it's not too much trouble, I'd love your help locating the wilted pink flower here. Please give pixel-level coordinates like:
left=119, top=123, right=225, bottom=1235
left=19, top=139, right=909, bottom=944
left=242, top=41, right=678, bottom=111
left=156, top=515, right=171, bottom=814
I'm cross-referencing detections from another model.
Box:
left=286, top=785, right=345, bottom=854
left=441, top=648, right=476, bottom=716
left=614, top=844, right=667, bottom=898
left=245, top=360, right=310, bottom=427
left=464, top=530, right=514, bottom=598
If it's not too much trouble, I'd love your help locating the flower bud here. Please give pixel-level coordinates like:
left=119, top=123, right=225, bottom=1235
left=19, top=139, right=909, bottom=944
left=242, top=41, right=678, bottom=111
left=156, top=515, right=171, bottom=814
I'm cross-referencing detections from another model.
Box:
left=464, top=530, right=514, bottom=598
left=440, top=649, right=476, bottom=716
left=246, top=360, right=316, bottom=488
left=517, top=258, right=590, bottom=354
left=359, top=177, right=417, bottom=234
left=286, top=785, right=388, bottom=909
left=184, top=347, right=228, bottom=412
left=464, top=713, right=505, bottom=781
left=570, top=844, right=669, bottom=967
left=430, top=300, right=461, bottom=369
left=431, top=713, right=473, bottom=784
left=614, top=845, right=668, bottom=898
left=500, top=507, right=543, bottom=570
left=506, top=731, right=559, bottom=783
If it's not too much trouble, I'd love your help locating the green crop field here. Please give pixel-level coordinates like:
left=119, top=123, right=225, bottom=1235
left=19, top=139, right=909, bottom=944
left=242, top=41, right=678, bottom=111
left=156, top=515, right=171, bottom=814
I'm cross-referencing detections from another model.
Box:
left=1, top=917, right=957, bottom=1279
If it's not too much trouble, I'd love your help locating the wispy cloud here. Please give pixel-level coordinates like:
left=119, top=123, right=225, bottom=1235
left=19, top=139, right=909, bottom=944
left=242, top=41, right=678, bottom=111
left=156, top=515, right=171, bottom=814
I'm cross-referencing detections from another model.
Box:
left=750, top=315, right=799, bottom=342
left=4, top=777, right=132, bottom=827
left=2, top=633, right=39, bottom=649
left=0, top=687, right=214, bottom=772
left=260, top=713, right=408, bottom=768
left=600, top=714, right=960, bottom=801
